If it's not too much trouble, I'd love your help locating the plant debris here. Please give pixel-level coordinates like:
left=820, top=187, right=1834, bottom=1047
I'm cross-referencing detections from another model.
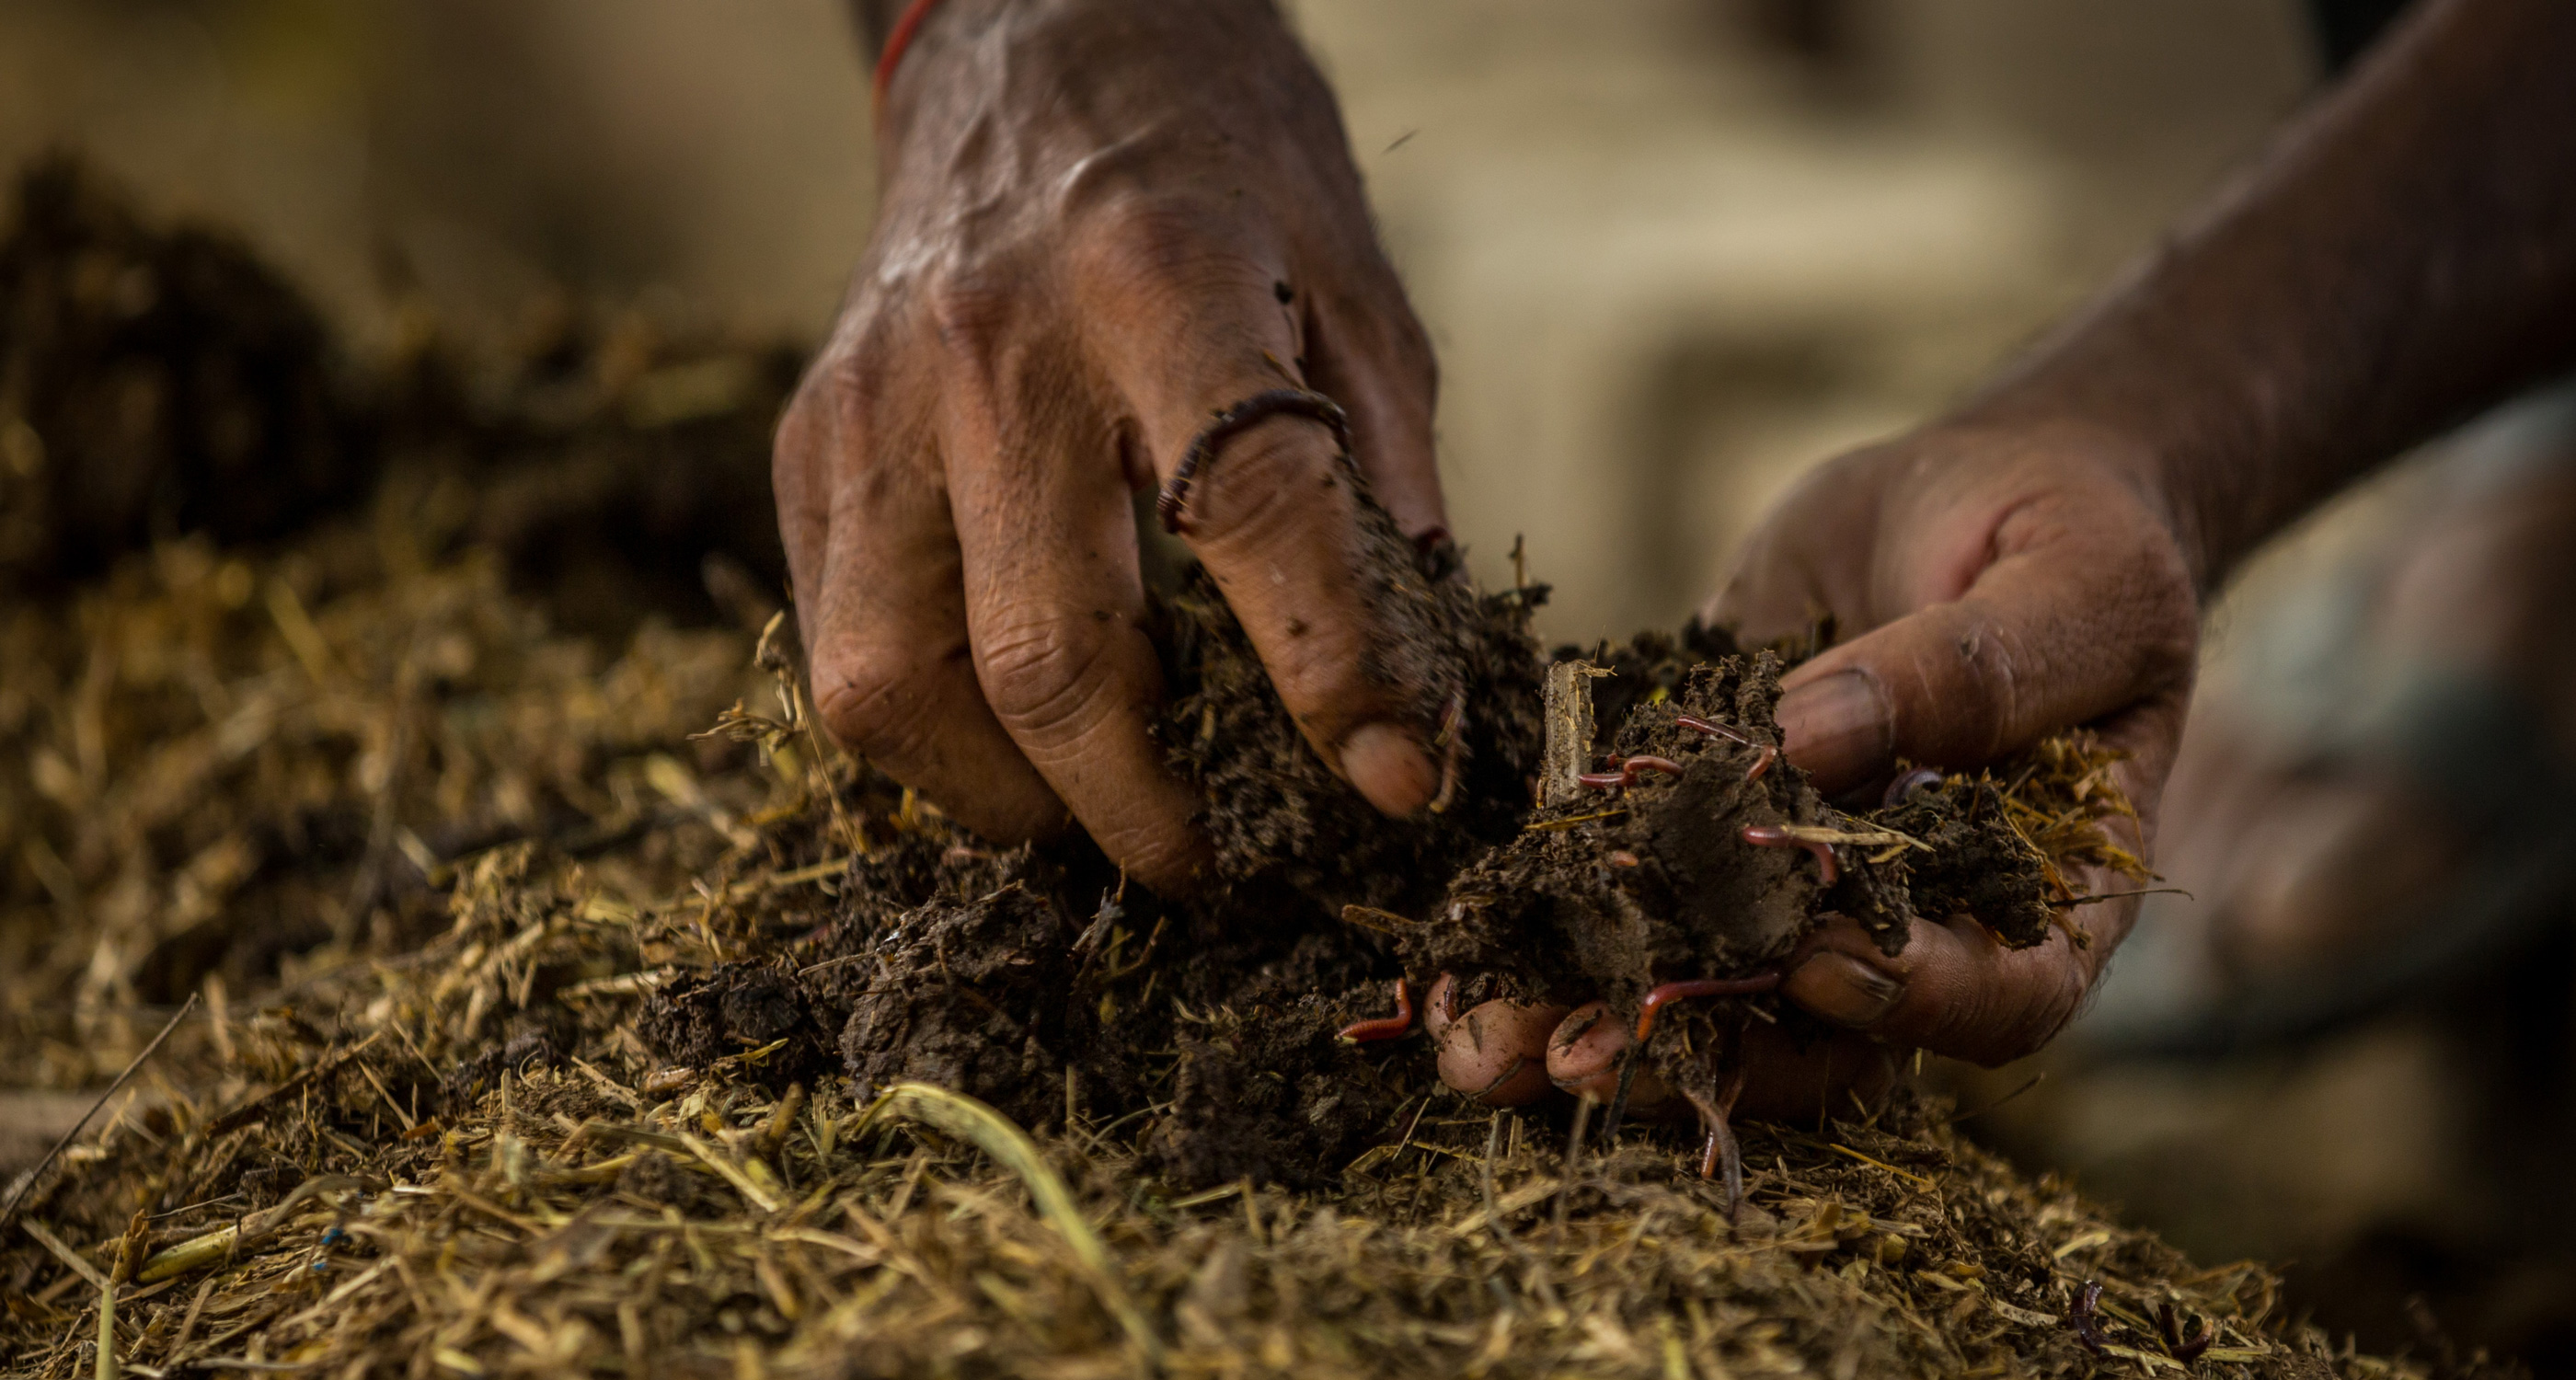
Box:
left=0, top=162, right=2516, bottom=1379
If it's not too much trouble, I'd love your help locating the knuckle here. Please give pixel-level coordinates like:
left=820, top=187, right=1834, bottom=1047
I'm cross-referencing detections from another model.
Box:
left=1079, top=190, right=1258, bottom=300
left=1186, top=421, right=1332, bottom=550
left=776, top=335, right=895, bottom=468
left=922, top=269, right=1016, bottom=357
left=978, top=618, right=1117, bottom=743
left=811, top=645, right=937, bottom=763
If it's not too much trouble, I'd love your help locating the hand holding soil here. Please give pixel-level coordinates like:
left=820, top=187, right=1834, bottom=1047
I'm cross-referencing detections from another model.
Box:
left=1424, top=420, right=2195, bottom=1130
left=776, top=0, right=1446, bottom=892
left=1718, top=420, right=2193, bottom=1075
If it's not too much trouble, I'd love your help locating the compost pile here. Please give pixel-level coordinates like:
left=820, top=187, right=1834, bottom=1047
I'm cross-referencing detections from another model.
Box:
left=0, top=163, right=2506, bottom=1379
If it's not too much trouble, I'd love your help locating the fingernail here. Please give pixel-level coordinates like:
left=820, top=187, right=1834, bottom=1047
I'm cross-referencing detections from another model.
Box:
left=1777, top=669, right=1892, bottom=793
left=1340, top=722, right=1439, bottom=816
left=1787, top=951, right=1905, bottom=1029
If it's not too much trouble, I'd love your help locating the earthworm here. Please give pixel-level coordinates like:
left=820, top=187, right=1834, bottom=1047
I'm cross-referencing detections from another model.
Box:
left=1881, top=767, right=1943, bottom=808
left=1337, top=978, right=1414, bottom=1043
left=1632, top=973, right=1784, bottom=1042
left=2157, top=1302, right=2215, bottom=1363
left=1687, top=1054, right=1752, bottom=1220
left=1673, top=715, right=1754, bottom=746
left=1607, top=850, right=1640, bottom=868
left=1742, top=823, right=1838, bottom=885
left=1677, top=716, right=1777, bottom=781
left=2068, top=1281, right=2110, bottom=1356
left=1576, top=755, right=1685, bottom=791
left=1156, top=389, right=1353, bottom=535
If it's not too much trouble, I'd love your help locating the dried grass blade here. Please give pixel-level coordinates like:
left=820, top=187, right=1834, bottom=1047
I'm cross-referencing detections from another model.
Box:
left=848, top=1082, right=1163, bottom=1367
left=0, top=994, right=199, bottom=1232
left=96, top=1273, right=116, bottom=1380
left=22, top=1219, right=111, bottom=1293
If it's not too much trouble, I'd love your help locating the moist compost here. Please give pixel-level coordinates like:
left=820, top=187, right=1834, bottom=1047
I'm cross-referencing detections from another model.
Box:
left=640, top=497, right=1547, bottom=1186
left=5, top=160, right=2489, bottom=1380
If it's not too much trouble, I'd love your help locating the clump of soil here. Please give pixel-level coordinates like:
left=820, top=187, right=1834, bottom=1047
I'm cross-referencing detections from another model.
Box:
left=635, top=490, right=1545, bottom=1186
left=1156, top=517, right=1546, bottom=916
left=1386, top=650, right=2122, bottom=1193
left=1404, top=656, right=1959, bottom=1008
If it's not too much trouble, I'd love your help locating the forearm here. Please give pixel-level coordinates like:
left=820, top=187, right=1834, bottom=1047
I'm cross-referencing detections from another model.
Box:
left=1961, top=0, right=2576, bottom=591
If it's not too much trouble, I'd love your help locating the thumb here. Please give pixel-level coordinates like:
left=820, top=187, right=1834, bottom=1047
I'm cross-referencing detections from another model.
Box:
left=1775, top=494, right=2196, bottom=794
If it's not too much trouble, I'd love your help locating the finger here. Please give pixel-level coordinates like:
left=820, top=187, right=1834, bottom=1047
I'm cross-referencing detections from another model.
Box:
left=1545, top=1003, right=1675, bottom=1111
left=1731, top=1021, right=1901, bottom=1122
left=1075, top=218, right=1445, bottom=817
left=1434, top=998, right=1566, bottom=1107
left=937, top=325, right=1214, bottom=893
left=1773, top=488, right=2195, bottom=793
left=776, top=347, right=1069, bottom=843
left=1780, top=911, right=2096, bottom=1066
left=1299, top=285, right=1443, bottom=541
left=1422, top=972, right=1462, bottom=1042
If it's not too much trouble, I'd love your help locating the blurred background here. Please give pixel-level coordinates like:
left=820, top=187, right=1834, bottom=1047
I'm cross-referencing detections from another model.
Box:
left=6, top=0, right=2569, bottom=1369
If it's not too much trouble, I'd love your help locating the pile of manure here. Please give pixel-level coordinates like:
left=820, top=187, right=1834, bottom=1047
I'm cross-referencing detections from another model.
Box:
left=0, top=161, right=2511, bottom=1380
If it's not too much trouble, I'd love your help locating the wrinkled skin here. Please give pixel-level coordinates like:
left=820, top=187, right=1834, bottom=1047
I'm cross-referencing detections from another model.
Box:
left=777, top=0, right=1445, bottom=895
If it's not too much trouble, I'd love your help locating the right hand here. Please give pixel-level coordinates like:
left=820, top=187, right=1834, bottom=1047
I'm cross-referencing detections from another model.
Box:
left=776, top=0, right=1450, bottom=891
left=1431, top=418, right=2204, bottom=1115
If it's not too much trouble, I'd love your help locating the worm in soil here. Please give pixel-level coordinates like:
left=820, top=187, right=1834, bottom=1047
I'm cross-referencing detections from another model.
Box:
left=1742, top=823, right=1838, bottom=885
left=1577, top=755, right=1685, bottom=791
left=1338, top=978, right=1415, bottom=1043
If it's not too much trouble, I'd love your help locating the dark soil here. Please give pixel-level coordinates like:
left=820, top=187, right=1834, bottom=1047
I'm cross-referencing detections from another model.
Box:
left=635, top=506, right=2106, bottom=1189
left=638, top=501, right=1542, bottom=1186
left=0, top=155, right=791, bottom=631
left=1156, top=514, right=1547, bottom=914
left=6, top=155, right=2085, bottom=1193
left=0, top=156, right=365, bottom=589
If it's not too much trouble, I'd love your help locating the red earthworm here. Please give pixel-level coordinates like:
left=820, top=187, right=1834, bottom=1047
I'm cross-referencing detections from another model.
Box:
left=2157, top=1302, right=2215, bottom=1363
left=1688, top=1056, right=1752, bottom=1219
left=1607, top=850, right=1640, bottom=868
left=1742, top=745, right=1777, bottom=782
left=1576, top=754, right=1686, bottom=791
left=1337, top=978, right=1414, bottom=1043
left=2068, top=1281, right=2110, bottom=1356
left=1673, top=714, right=1754, bottom=746
left=1881, top=766, right=1943, bottom=808
left=1742, top=823, right=1837, bottom=885
left=1632, top=973, right=1783, bottom=1042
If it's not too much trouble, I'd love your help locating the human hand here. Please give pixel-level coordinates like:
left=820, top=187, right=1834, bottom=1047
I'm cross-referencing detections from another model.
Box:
left=1432, top=418, right=2200, bottom=1116
left=776, top=0, right=1447, bottom=891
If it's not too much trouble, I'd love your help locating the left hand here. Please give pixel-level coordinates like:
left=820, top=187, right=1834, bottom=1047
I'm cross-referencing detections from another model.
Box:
left=1430, top=417, right=2200, bottom=1118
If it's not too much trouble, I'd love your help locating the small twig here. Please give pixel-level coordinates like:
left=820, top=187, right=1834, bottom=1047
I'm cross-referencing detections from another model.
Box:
left=1, top=994, right=199, bottom=1234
